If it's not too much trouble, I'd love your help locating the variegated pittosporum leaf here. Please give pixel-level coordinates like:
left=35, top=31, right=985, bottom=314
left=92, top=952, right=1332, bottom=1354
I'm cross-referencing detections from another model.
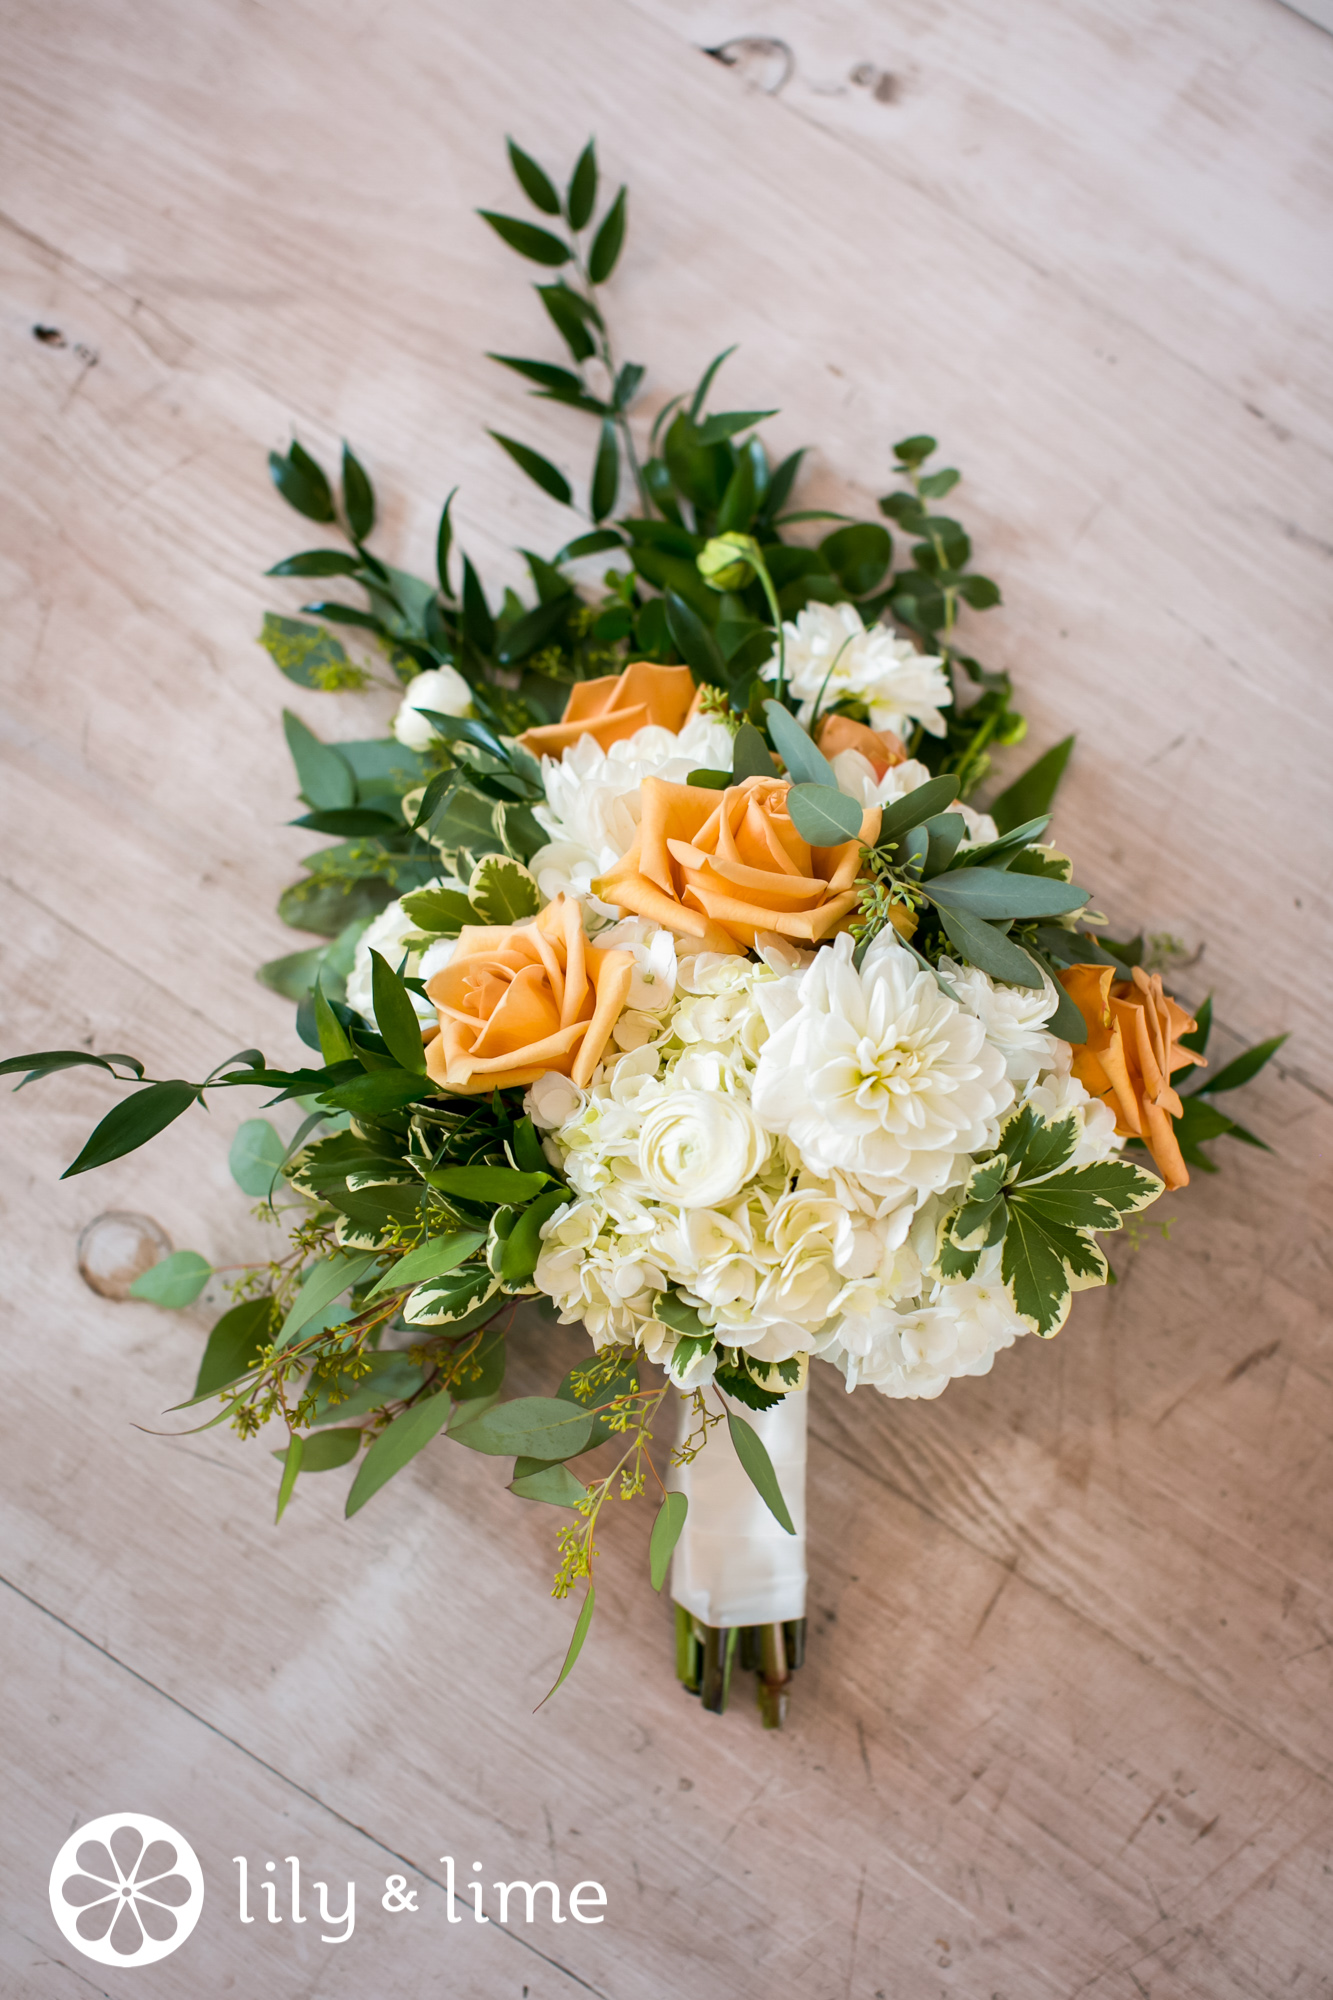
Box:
left=938, top=1106, right=1163, bottom=1336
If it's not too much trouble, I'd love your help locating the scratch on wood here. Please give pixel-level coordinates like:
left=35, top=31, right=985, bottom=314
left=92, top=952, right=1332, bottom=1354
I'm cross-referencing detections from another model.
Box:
left=843, top=1863, right=866, bottom=1999
left=855, top=1717, right=872, bottom=1785
left=1225, top=1340, right=1280, bottom=1384
left=970, top=1561, right=1016, bottom=1647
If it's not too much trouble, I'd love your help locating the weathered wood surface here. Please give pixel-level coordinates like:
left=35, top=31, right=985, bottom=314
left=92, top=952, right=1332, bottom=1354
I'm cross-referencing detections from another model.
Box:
left=1, top=2, right=1331, bottom=1995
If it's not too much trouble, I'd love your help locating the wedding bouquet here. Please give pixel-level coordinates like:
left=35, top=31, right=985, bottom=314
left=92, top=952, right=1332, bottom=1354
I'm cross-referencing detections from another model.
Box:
left=7, top=139, right=1282, bottom=1724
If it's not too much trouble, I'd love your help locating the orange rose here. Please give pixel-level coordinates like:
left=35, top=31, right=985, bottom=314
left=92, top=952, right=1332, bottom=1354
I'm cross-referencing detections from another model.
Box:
left=424, top=896, right=633, bottom=1094
left=1059, top=964, right=1204, bottom=1191
left=596, top=774, right=881, bottom=953
left=815, top=712, right=907, bottom=779
left=516, top=660, right=700, bottom=761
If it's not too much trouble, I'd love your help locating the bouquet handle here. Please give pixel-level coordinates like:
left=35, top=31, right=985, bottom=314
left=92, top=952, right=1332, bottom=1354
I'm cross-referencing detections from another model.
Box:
left=668, top=1383, right=808, bottom=1726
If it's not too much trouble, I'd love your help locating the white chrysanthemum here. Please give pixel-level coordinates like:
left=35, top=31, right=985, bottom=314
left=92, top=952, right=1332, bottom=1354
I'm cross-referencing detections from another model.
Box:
left=392, top=666, right=473, bottom=749
left=941, top=956, right=1063, bottom=1086
left=527, top=714, right=736, bottom=905
left=344, top=892, right=462, bottom=1022
left=761, top=601, right=952, bottom=739
left=829, top=752, right=999, bottom=846
left=752, top=931, right=1013, bottom=1212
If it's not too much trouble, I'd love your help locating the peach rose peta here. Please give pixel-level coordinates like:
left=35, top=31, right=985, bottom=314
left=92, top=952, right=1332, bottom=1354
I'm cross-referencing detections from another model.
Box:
left=3, top=136, right=1286, bottom=1726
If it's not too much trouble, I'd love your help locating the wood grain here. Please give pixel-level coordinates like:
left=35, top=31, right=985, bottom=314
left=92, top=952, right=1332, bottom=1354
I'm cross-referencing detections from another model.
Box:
left=1, top=2, right=1330, bottom=1995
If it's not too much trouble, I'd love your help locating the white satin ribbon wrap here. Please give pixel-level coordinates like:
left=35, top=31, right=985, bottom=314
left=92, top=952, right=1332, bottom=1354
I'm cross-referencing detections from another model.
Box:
left=668, top=1383, right=808, bottom=1628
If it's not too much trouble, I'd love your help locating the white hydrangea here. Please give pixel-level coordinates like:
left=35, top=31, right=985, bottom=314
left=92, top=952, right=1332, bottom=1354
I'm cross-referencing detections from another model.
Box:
left=344, top=889, right=463, bottom=1023
left=527, top=714, right=737, bottom=907
left=761, top=600, right=952, bottom=739
left=826, top=1245, right=1027, bottom=1399
left=526, top=911, right=1125, bottom=1401
left=752, top=930, right=1014, bottom=1216
left=392, top=666, right=473, bottom=750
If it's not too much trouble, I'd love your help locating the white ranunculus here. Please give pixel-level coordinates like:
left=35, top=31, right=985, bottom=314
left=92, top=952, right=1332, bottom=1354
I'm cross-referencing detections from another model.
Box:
left=760, top=600, right=952, bottom=739
left=528, top=715, right=737, bottom=904
left=638, top=1089, right=770, bottom=1209
left=941, top=956, right=1062, bottom=1085
left=392, top=666, right=473, bottom=749
left=345, top=896, right=460, bottom=1022
left=752, top=930, right=1013, bottom=1211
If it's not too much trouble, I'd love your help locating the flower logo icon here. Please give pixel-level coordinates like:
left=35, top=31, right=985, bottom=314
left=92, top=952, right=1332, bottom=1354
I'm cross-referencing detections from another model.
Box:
left=49, top=1813, right=204, bottom=1967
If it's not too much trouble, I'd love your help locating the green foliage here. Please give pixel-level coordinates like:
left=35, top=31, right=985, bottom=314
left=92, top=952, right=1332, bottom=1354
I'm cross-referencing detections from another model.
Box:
left=345, top=1389, right=453, bottom=1516
left=369, top=951, right=428, bottom=1074
left=990, top=736, right=1075, bottom=834
left=129, top=1250, right=212, bottom=1309
left=194, top=1296, right=276, bottom=1398
left=269, top=441, right=335, bottom=522
left=452, top=1395, right=596, bottom=1460
left=649, top=1492, right=688, bottom=1589
left=62, top=1080, right=200, bottom=1177
left=938, top=1107, right=1163, bottom=1335
left=274, top=1427, right=360, bottom=1473
left=229, top=1117, right=288, bottom=1197
left=726, top=1412, right=796, bottom=1533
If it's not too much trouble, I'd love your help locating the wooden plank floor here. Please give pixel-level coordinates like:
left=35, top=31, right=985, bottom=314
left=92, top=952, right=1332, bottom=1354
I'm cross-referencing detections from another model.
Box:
left=1, top=3, right=1330, bottom=1994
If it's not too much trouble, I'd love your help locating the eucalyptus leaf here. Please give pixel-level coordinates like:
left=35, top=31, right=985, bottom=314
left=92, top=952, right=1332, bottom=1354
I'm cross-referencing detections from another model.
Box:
left=451, top=1395, right=595, bottom=1461
left=510, top=1459, right=587, bottom=1506
left=726, top=1412, right=796, bottom=1534
left=194, top=1295, right=276, bottom=1398
left=876, top=776, right=961, bottom=843
left=933, top=905, right=1044, bottom=989
left=649, top=1491, right=689, bottom=1590
left=282, top=710, right=355, bottom=811
left=927, top=870, right=1088, bottom=920
left=345, top=1391, right=453, bottom=1515
left=538, top=1583, right=595, bottom=1707
left=730, top=721, right=773, bottom=782
left=275, top=1250, right=381, bottom=1352
left=273, top=1427, right=360, bottom=1474
left=229, top=1118, right=288, bottom=1197
left=129, top=1250, right=212, bottom=1310
left=786, top=783, right=864, bottom=845
left=762, top=701, right=836, bottom=786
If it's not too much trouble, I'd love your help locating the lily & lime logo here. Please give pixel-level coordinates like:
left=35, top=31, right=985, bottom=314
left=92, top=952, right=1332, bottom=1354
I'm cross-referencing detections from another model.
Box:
left=49, top=1813, right=205, bottom=1967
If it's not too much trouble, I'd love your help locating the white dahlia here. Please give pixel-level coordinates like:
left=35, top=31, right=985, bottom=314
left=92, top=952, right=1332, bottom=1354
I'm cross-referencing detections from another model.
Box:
left=752, top=931, right=1013, bottom=1212
left=761, top=600, right=952, bottom=739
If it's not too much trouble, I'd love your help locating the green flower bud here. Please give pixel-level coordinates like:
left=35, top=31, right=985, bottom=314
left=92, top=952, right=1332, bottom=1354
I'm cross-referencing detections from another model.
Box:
left=697, top=532, right=762, bottom=593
